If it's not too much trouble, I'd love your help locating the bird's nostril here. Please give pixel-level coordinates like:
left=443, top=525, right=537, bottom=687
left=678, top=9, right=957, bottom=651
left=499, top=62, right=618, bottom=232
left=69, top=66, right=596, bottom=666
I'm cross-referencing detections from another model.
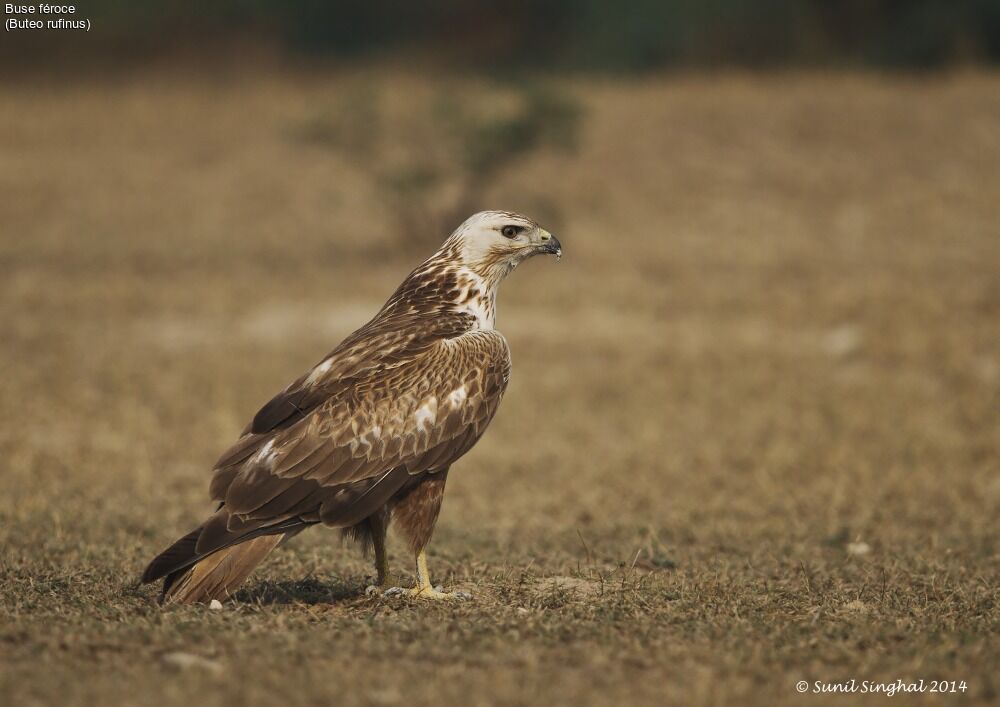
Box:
left=540, top=233, right=551, bottom=241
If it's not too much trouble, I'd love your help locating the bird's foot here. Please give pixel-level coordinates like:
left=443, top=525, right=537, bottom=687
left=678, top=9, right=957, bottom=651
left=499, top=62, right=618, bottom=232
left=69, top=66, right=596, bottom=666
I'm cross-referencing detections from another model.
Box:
left=382, top=584, right=471, bottom=600
left=364, top=576, right=397, bottom=597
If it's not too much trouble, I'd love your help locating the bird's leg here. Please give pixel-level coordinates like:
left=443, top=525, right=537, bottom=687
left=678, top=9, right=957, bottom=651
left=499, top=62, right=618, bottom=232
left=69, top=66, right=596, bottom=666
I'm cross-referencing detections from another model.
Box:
left=381, top=469, right=470, bottom=600
left=414, top=547, right=433, bottom=592
left=372, top=523, right=392, bottom=588
left=410, top=547, right=470, bottom=599
left=382, top=548, right=469, bottom=600
left=362, top=509, right=395, bottom=595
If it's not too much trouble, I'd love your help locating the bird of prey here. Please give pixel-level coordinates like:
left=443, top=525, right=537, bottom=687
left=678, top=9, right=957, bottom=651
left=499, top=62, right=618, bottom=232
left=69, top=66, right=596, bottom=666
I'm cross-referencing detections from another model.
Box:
left=141, top=211, right=562, bottom=603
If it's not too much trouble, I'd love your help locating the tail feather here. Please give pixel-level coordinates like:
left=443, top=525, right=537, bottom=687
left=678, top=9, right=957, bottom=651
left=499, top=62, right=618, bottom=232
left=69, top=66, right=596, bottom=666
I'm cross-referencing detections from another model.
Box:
left=142, top=514, right=311, bottom=604
left=141, top=526, right=203, bottom=585
left=161, top=535, right=285, bottom=604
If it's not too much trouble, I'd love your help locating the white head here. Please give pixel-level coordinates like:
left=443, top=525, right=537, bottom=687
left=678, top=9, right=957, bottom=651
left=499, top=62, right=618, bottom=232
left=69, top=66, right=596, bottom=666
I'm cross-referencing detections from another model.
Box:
left=444, top=210, right=562, bottom=285
left=380, top=210, right=563, bottom=328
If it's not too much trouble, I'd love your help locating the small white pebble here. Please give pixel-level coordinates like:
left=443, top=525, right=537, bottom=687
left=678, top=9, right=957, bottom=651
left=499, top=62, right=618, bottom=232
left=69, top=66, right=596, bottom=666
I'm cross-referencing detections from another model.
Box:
left=209, top=599, right=223, bottom=610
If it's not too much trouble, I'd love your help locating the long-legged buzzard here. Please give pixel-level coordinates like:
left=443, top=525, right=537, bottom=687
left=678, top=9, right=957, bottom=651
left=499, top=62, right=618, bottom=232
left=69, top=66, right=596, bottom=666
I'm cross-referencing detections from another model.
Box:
left=142, top=211, right=562, bottom=602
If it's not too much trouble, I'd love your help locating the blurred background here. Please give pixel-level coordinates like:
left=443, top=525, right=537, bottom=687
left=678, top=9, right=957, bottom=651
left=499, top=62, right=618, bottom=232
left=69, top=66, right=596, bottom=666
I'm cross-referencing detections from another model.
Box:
left=2, top=3, right=998, bottom=706
left=6, top=0, right=1000, bottom=69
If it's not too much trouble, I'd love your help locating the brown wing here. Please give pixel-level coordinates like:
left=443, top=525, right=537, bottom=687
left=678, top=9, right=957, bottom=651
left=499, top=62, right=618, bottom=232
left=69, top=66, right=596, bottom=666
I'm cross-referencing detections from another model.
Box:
left=209, top=312, right=476, bottom=482
left=197, top=319, right=510, bottom=556
left=230, top=312, right=474, bottom=439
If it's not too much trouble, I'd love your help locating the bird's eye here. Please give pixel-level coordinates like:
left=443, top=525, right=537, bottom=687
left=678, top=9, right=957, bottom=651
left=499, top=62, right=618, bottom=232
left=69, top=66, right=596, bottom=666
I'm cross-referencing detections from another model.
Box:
left=501, top=225, right=521, bottom=238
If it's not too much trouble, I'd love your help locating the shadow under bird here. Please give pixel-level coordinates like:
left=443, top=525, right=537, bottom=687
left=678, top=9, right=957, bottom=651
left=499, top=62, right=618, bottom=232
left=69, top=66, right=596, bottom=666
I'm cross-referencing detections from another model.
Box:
left=141, top=211, right=562, bottom=602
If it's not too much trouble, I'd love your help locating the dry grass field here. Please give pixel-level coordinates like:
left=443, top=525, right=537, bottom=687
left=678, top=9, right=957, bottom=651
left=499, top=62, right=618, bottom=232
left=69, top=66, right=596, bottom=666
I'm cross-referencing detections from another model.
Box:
left=0, top=70, right=998, bottom=706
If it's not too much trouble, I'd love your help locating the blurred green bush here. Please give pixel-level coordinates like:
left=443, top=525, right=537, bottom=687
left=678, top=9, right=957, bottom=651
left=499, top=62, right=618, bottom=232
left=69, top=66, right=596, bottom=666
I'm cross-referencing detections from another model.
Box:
left=293, top=80, right=581, bottom=251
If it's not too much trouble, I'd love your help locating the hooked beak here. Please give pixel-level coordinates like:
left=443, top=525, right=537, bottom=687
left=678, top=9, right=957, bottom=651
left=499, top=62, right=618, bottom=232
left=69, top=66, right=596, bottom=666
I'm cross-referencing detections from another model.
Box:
left=537, top=231, right=562, bottom=259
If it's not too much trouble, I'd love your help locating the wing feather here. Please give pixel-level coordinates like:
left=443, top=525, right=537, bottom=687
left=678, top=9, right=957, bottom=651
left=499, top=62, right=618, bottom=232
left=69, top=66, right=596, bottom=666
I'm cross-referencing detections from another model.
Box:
left=202, top=316, right=509, bottom=552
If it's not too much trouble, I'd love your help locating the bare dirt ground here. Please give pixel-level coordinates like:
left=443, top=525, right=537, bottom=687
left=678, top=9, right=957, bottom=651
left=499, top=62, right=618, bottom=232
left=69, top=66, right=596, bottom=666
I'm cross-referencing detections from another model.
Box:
left=0, top=70, right=997, bottom=706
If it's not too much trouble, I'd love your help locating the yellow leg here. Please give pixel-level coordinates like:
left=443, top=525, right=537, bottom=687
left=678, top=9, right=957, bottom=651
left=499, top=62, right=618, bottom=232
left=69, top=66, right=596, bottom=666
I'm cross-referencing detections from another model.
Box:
left=412, top=549, right=434, bottom=594
left=382, top=549, right=470, bottom=600
left=408, top=549, right=470, bottom=599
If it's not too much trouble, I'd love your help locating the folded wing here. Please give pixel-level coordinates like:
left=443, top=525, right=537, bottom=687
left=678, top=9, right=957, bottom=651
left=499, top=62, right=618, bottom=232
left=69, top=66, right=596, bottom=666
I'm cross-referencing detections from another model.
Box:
left=192, top=315, right=510, bottom=559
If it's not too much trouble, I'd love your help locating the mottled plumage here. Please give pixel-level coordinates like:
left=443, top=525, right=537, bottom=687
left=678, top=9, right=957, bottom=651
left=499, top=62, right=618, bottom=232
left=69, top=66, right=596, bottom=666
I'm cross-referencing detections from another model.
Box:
left=142, top=211, right=561, bottom=603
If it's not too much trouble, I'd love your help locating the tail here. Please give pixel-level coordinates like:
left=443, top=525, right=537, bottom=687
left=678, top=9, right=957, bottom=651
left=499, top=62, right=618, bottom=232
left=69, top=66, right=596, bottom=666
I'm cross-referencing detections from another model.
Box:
left=158, top=535, right=285, bottom=604
left=141, top=513, right=307, bottom=604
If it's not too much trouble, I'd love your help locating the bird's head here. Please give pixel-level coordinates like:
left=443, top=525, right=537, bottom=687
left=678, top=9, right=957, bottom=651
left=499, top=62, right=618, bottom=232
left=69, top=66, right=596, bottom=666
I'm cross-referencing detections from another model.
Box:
left=446, top=210, right=562, bottom=282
